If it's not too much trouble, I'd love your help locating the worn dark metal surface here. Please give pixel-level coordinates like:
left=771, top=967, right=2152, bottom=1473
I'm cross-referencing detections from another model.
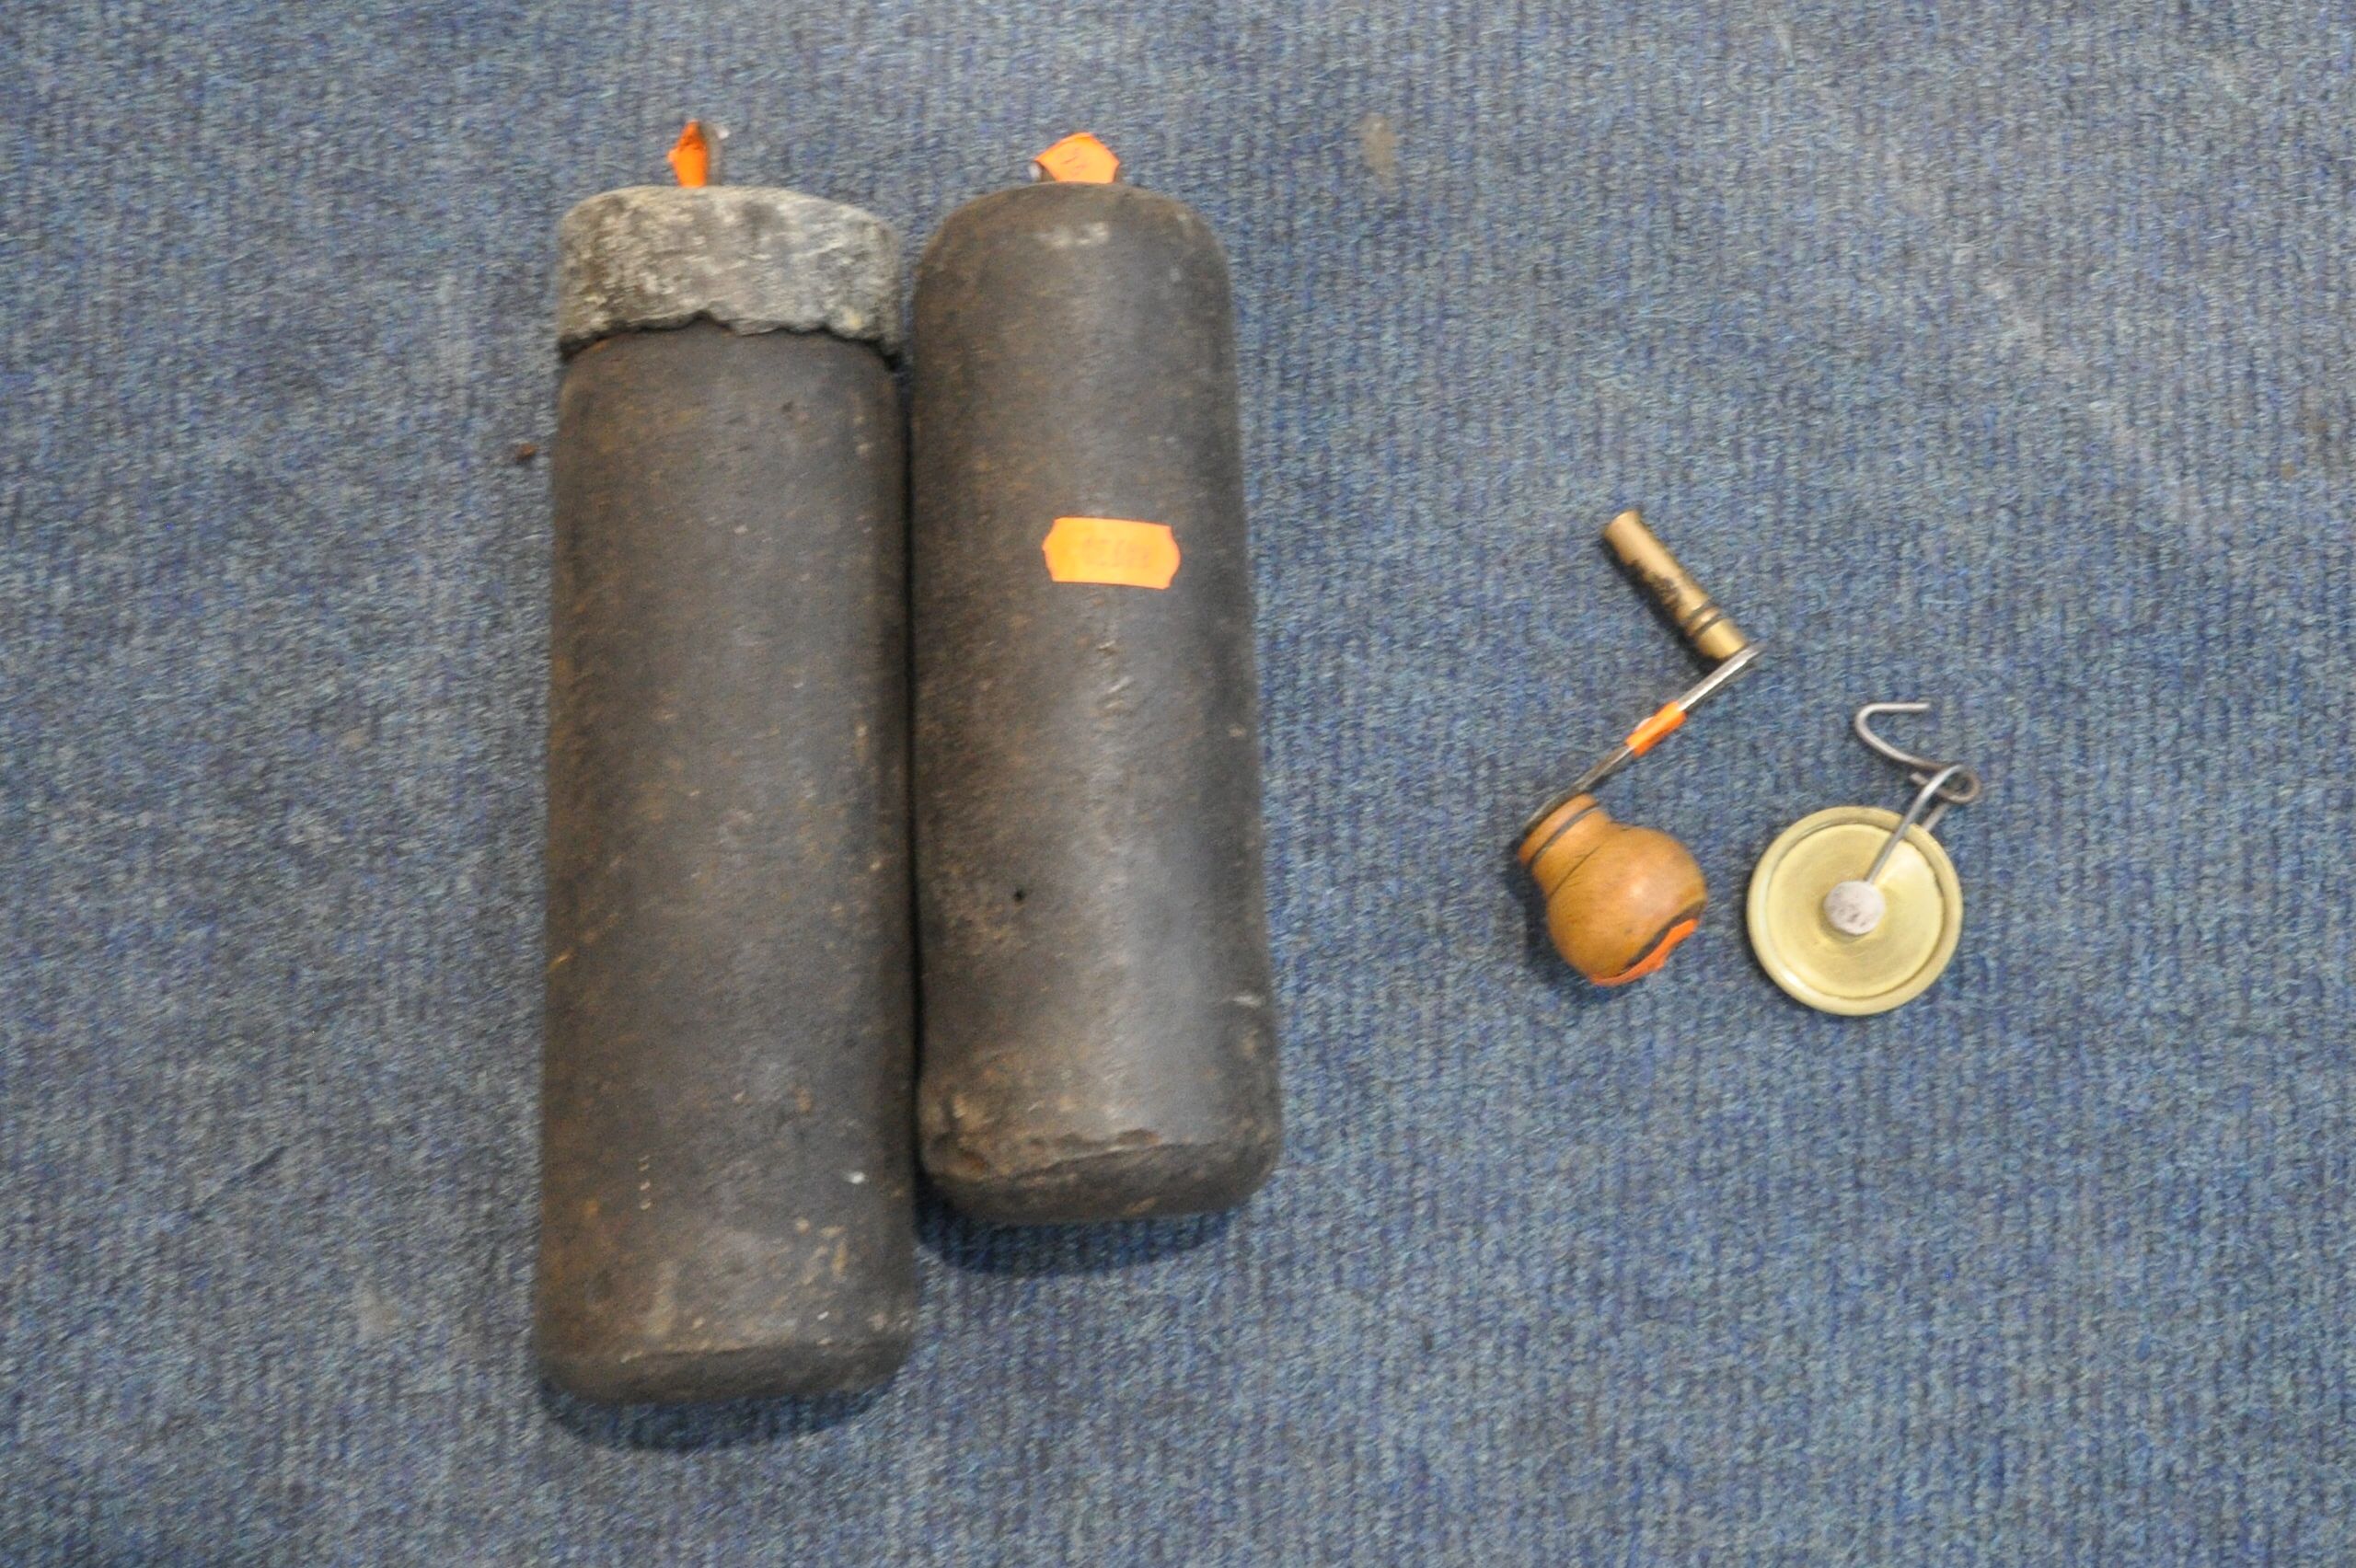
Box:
left=910, top=181, right=1279, bottom=1225
left=537, top=322, right=914, bottom=1401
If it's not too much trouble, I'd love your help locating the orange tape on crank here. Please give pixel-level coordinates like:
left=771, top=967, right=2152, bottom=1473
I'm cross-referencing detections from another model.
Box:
left=1624, top=703, right=1688, bottom=755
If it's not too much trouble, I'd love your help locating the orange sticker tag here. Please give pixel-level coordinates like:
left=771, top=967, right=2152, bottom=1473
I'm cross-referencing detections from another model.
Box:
left=1034, top=132, right=1120, bottom=184
left=1042, top=516, right=1180, bottom=589
left=667, top=121, right=711, bottom=188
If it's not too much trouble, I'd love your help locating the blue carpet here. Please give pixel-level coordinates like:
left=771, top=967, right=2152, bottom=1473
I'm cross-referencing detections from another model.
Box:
left=6, top=2, right=2352, bottom=1562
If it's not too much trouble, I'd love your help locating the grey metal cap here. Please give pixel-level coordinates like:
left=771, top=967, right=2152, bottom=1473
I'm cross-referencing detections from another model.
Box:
left=557, top=186, right=902, bottom=356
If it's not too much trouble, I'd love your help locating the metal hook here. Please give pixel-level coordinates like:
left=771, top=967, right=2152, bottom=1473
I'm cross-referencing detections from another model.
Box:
left=1853, top=701, right=1946, bottom=773
left=1852, top=701, right=1981, bottom=831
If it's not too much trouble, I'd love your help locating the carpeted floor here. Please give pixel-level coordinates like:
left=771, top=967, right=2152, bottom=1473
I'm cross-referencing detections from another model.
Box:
left=5, top=3, right=2352, bottom=1562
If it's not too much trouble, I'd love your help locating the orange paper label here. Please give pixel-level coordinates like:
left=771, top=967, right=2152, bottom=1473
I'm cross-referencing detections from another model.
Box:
left=1042, top=516, right=1180, bottom=589
left=667, top=121, right=711, bottom=188
left=1034, top=132, right=1120, bottom=184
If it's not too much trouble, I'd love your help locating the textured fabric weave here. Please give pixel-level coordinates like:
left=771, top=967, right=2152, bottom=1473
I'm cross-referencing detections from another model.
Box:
left=5, top=2, right=2351, bottom=1562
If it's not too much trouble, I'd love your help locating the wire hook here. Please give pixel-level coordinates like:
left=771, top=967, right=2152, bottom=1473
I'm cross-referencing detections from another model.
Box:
left=1852, top=701, right=1981, bottom=830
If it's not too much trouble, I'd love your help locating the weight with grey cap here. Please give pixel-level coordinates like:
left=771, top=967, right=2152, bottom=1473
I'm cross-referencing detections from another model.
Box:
left=537, top=126, right=916, bottom=1402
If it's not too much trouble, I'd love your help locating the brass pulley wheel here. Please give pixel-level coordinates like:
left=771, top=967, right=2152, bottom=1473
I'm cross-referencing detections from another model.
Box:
left=1748, top=807, right=1963, bottom=1015
left=1747, top=702, right=1982, bottom=1017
